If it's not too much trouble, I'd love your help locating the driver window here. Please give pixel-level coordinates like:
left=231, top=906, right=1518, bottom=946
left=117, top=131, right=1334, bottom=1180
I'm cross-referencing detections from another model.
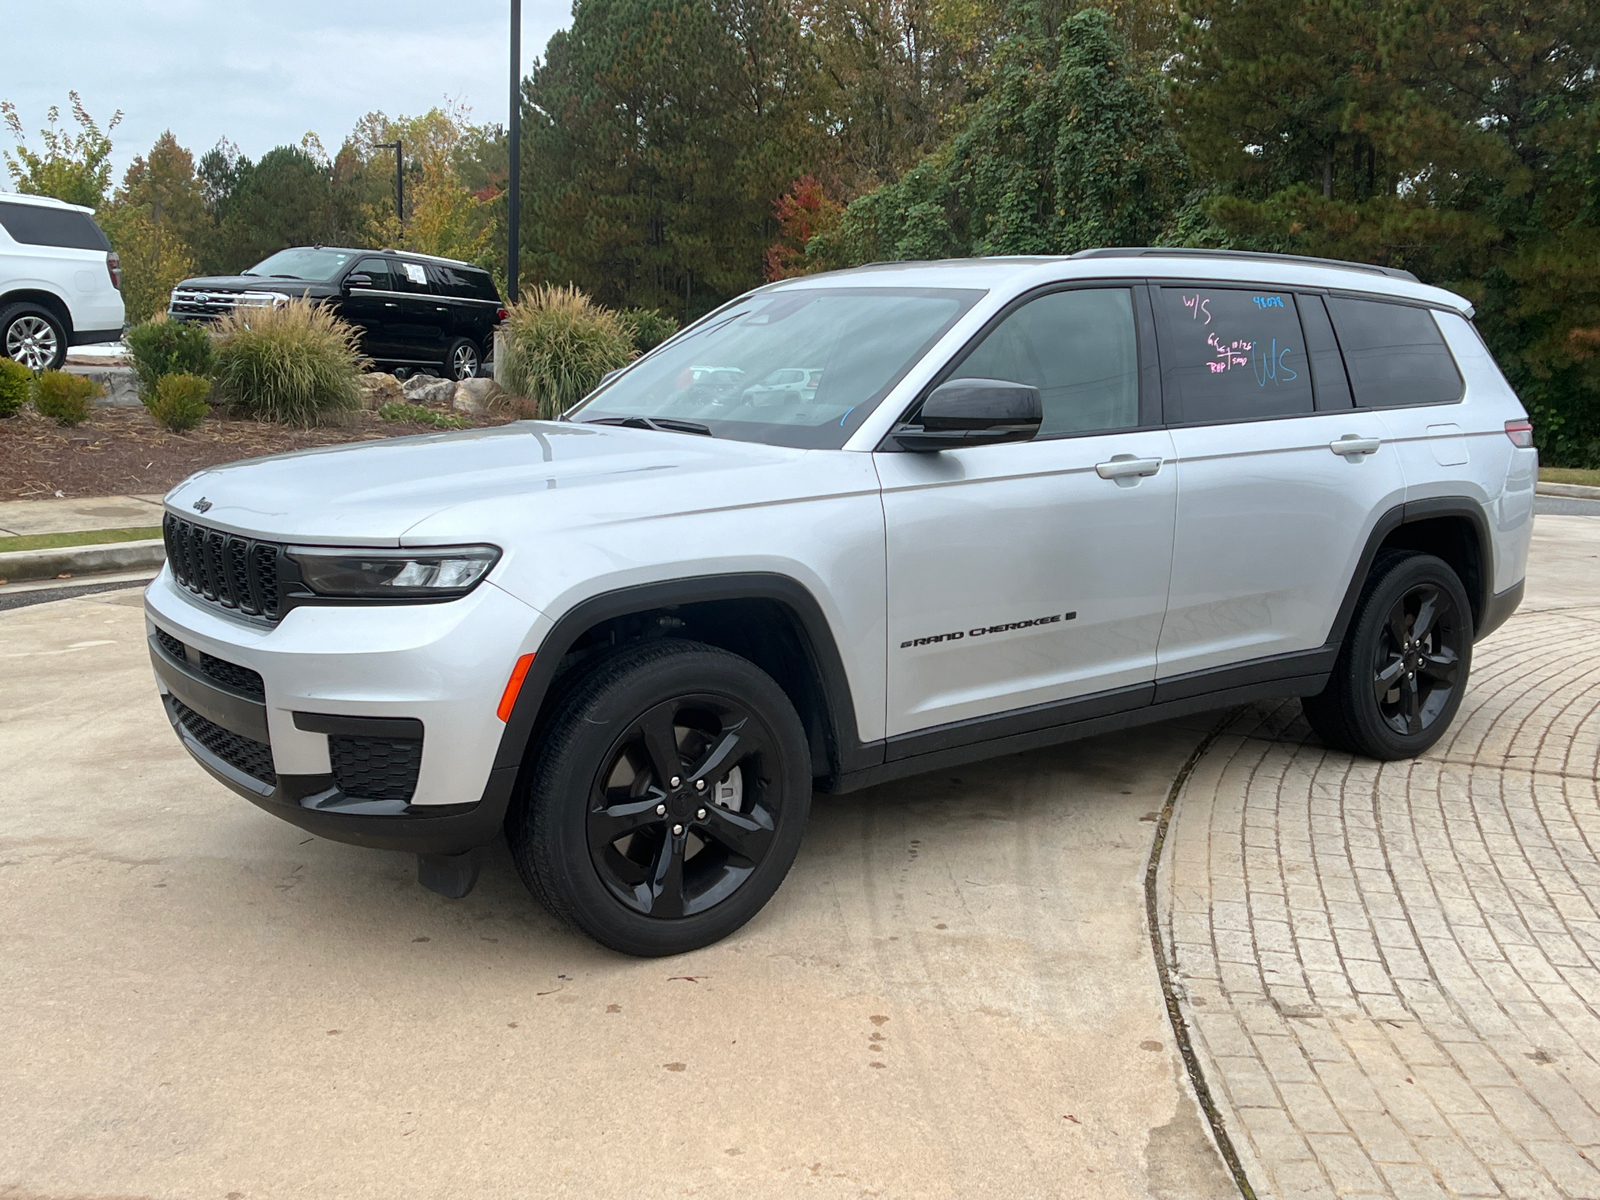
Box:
left=949, top=287, right=1140, bottom=436
left=353, top=258, right=394, bottom=290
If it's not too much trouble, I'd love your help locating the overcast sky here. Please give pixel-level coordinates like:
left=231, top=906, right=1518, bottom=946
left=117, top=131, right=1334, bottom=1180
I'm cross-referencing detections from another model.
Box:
left=2, top=0, right=570, bottom=189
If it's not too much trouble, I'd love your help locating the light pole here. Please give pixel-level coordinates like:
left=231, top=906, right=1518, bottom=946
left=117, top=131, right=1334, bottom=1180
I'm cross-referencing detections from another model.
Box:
left=508, top=0, right=521, bottom=304
left=375, top=139, right=403, bottom=242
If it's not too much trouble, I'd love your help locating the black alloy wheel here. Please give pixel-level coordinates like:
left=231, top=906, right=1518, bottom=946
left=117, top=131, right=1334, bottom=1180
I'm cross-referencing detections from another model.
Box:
left=509, top=640, right=811, bottom=956
left=1303, top=550, right=1473, bottom=760
left=447, top=338, right=480, bottom=381
left=587, top=694, right=777, bottom=919
left=1371, top=580, right=1465, bottom=736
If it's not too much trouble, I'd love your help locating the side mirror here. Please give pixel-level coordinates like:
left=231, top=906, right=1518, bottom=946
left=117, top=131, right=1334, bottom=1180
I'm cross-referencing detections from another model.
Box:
left=344, top=272, right=374, bottom=290
left=893, top=378, right=1043, bottom=452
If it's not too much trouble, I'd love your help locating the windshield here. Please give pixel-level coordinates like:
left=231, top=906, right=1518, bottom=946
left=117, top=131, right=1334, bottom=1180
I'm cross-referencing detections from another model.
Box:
left=243, top=248, right=359, bottom=281
left=568, top=287, right=983, bottom=448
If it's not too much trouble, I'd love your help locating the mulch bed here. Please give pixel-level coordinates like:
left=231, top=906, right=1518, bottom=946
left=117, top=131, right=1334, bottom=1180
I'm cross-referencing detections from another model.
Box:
left=0, top=405, right=512, bottom=500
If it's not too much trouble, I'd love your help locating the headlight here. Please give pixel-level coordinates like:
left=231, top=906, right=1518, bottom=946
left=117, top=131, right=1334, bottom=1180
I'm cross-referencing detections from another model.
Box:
left=286, top=545, right=501, bottom=599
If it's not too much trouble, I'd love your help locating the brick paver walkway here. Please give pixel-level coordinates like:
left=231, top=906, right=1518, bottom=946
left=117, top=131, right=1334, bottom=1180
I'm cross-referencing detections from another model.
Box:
left=1159, top=607, right=1600, bottom=1199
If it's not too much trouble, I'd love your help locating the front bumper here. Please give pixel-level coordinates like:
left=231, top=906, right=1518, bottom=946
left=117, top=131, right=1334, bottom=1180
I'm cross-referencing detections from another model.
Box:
left=144, top=566, right=545, bottom=855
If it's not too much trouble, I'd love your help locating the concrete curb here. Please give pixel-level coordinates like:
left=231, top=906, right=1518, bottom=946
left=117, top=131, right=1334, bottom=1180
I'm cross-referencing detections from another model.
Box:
left=1537, top=480, right=1600, bottom=500
left=0, top=539, right=165, bottom=584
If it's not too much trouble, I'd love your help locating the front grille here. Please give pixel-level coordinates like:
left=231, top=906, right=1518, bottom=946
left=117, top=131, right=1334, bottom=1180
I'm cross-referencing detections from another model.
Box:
left=329, top=735, right=423, bottom=804
left=164, top=514, right=284, bottom=620
left=172, top=698, right=277, bottom=785
left=168, top=288, right=290, bottom=320
left=155, top=627, right=186, bottom=661
left=199, top=652, right=266, bottom=700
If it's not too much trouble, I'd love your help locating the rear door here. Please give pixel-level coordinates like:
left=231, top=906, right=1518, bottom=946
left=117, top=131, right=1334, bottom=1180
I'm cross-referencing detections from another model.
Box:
left=1154, top=283, right=1407, bottom=687
left=877, top=283, right=1177, bottom=742
left=389, top=258, right=449, bottom=363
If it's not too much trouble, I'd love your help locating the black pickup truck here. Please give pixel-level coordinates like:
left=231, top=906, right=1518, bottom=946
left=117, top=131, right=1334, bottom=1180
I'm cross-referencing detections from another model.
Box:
left=168, top=246, right=505, bottom=380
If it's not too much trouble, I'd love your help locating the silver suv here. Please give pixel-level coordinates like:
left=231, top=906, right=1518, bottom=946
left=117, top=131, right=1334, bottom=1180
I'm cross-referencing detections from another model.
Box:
left=143, top=249, right=1535, bottom=956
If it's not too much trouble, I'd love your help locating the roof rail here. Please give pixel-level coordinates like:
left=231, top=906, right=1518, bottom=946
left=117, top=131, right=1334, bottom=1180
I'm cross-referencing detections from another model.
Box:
left=1070, top=246, right=1419, bottom=283
left=380, top=247, right=479, bottom=269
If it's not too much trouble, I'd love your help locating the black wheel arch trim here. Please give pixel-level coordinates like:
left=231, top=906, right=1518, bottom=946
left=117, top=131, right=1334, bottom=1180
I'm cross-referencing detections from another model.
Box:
left=1324, top=497, right=1501, bottom=646
left=490, top=572, right=882, bottom=800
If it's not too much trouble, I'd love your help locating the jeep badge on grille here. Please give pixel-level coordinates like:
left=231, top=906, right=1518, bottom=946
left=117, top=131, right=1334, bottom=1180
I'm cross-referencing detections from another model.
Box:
left=193, top=497, right=212, bottom=513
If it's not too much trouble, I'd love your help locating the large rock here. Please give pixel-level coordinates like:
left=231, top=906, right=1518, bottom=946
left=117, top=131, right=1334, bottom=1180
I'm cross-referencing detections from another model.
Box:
left=403, top=374, right=456, bottom=404
left=452, top=377, right=506, bottom=416
left=66, top=366, right=140, bottom=408
left=358, top=372, right=404, bottom=410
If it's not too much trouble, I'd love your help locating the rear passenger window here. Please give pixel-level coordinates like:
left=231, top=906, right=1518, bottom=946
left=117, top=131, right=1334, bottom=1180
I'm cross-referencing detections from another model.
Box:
left=0, top=201, right=111, bottom=250
left=948, top=287, right=1140, bottom=437
left=1325, top=297, right=1463, bottom=407
left=1156, top=286, right=1314, bottom=423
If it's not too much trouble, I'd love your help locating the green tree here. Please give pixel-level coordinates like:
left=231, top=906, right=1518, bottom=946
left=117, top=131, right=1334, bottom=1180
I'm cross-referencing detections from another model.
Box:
left=1176, top=0, right=1600, bottom=464
left=811, top=8, right=1188, bottom=264
left=97, top=132, right=209, bottom=320
left=521, top=0, right=815, bottom=317
left=1, top=92, right=122, bottom=207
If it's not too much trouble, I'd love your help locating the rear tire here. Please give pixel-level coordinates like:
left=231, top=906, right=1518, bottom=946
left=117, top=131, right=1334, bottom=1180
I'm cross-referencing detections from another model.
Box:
left=508, top=640, right=812, bottom=956
left=446, top=338, right=481, bottom=381
left=1302, top=550, right=1473, bottom=760
left=1, top=302, right=67, bottom=371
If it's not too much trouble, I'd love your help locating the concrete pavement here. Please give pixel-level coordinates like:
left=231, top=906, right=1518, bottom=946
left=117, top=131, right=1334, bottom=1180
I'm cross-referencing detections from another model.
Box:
left=0, top=589, right=1233, bottom=1198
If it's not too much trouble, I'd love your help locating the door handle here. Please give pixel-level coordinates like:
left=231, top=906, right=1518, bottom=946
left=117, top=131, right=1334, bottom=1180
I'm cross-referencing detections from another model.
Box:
left=384, top=302, right=400, bottom=309
left=436, top=306, right=449, bottom=312
left=1095, top=456, right=1163, bottom=480
left=1330, top=435, right=1381, bottom=458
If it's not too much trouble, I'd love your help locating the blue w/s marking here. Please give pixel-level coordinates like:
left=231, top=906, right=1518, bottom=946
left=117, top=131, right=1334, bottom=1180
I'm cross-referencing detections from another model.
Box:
left=1252, top=338, right=1299, bottom=387
left=839, top=405, right=856, bottom=426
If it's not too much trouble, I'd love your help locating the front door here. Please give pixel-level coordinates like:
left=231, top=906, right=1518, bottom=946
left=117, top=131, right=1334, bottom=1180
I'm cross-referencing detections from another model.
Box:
left=1152, top=283, right=1408, bottom=681
left=339, top=257, right=400, bottom=359
left=877, top=284, right=1177, bottom=742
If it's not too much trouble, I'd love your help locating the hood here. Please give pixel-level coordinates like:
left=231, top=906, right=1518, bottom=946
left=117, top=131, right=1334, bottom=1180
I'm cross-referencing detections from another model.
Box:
left=163, top=421, right=807, bottom=544
left=175, top=274, right=333, bottom=295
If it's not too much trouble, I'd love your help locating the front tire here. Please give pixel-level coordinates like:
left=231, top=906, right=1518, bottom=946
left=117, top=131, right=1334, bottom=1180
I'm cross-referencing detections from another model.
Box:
left=1303, top=550, right=1473, bottom=760
left=1, top=302, right=67, bottom=371
left=508, top=640, right=813, bottom=956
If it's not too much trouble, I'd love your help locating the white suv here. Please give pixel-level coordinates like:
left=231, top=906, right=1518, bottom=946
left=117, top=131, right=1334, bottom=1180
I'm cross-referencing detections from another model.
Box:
left=0, top=192, right=124, bottom=370
left=143, top=249, right=1535, bottom=956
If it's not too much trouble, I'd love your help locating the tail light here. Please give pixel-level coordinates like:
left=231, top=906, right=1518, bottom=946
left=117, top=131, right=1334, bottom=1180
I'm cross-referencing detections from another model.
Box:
left=106, top=251, right=122, bottom=291
left=1505, top=419, right=1534, bottom=448
left=496, top=307, right=508, bottom=322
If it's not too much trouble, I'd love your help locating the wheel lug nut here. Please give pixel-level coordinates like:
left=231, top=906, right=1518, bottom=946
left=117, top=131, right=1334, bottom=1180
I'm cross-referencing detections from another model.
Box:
left=670, top=776, right=681, bottom=788
left=697, top=808, right=707, bottom=820
left=656, top=804, right=666, bottom=816
left=694, top=779, right=706, bottom=791
left=672, top=824, right=684, bottom=836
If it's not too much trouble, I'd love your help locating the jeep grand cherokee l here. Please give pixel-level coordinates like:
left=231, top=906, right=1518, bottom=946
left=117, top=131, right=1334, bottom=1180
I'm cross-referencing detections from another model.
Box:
left=168, top=246, right=504, bottom=379
left=144, top=248, right=1534, bottom=956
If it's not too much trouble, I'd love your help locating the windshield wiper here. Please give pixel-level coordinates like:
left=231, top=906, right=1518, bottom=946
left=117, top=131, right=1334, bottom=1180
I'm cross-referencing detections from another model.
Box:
left=584, top=416, right=713, bottom=437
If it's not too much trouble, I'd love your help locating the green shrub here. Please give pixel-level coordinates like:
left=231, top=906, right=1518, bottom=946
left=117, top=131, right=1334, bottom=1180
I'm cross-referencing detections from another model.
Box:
left=376, top=400, right=468, bottom=429
left=32, top=370, right=99, bottom=425
left=501, top=286, right=636, bottom=419
left=211, top=299, right=366, bottom=425
left=0, top=357, right=31, bottom=417
left=619, top=307, right=680, bottom=354
left=144, top=372, right=211, bottom=433
left=126, top=316, right=215, bottom=397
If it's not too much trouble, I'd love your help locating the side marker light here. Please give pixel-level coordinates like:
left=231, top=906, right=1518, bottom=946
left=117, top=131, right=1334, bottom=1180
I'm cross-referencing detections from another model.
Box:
left=497, top=653, right=535, bottom=722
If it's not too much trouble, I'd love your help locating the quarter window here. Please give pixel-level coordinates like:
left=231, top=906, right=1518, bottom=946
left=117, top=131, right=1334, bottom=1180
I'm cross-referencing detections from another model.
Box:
left=947, top=287, right=1140, bottom=436
left=1325, top=297, right=1463, bottom=407
left=0, top=201, right=110, bottom=250
left=1156, top=286, right=1314, bottom=423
